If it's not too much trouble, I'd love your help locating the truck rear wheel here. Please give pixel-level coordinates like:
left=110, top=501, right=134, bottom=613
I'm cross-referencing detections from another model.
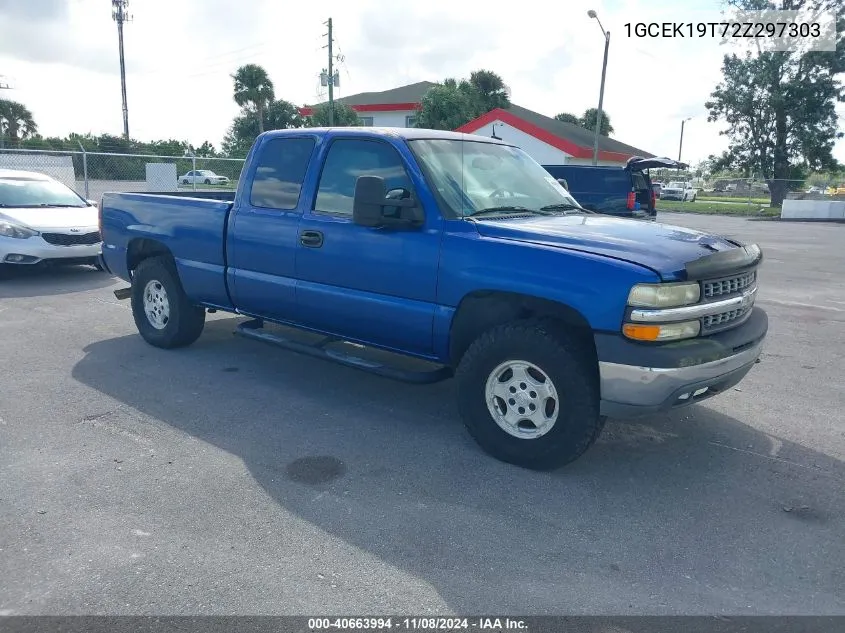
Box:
left=455, top=320, right=605, bottom=470
left=130, top=256, right=205, bottom=349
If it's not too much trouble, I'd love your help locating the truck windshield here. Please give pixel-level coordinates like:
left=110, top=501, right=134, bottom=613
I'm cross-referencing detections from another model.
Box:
left=0, top=177, right=87, bottom=208
left=408, top=139, right=585, bottom=218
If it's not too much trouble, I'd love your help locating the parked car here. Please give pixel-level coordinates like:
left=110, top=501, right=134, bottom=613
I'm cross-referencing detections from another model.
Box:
left=541, top=157, right=687, bottom=220
left=0, top=169, right=102, bottom=271
left=806, top=186, right=825, bottom=194
left=178, top=170, right=230, bottom=185
left=660, top=181, right=697, bottom=201
left=100, top=128, right=768, bottom=470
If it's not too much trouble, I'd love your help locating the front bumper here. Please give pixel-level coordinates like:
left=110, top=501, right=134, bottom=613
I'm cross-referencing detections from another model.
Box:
left=0, top=235, right=102, bottom=265
left=596, top=306, right=768, bottom=418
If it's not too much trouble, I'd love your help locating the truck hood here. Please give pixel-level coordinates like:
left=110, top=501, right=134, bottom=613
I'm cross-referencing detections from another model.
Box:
left=472, top=214, right=742, bottom=280
left=0, top=206, right=98, bottom=231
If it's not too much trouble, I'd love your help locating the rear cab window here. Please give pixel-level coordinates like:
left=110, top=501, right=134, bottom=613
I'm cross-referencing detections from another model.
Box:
left=249, top=137, right=316, bottom=210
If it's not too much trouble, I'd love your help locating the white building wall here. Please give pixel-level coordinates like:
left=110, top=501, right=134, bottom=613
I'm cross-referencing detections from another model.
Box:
left=462, top=121, right=571, bottom=165
left=464, top=120, right=631, bottom=166
left=357, top=110, right=418, bottom=127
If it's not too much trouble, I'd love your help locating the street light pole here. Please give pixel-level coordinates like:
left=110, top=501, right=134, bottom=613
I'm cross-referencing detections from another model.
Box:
left=588, top=10, right=610, bottom=166
left=678, top=117, right=691, bottom=163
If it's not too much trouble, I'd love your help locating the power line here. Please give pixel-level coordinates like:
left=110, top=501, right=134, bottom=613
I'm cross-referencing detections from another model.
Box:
left=112, top=0, right=132, bottom=139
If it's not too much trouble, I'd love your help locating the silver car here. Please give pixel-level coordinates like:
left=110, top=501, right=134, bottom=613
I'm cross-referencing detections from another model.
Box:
left=0, top=169, right=102, bottom=270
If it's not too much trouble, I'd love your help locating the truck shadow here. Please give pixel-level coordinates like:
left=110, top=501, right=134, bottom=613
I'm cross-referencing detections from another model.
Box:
left=71, top=317, right=845, bottom=614
left=1, top=264, right=116, bottom=298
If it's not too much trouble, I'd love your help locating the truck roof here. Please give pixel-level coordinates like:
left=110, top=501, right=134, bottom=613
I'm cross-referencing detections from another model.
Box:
left=0, top=168, right=54, bottom=180
left=261, top=126, right=512, bottom=145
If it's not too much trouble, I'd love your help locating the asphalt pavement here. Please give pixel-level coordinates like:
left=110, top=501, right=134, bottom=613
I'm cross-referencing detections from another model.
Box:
left=1, top=212, right=843, bottom=615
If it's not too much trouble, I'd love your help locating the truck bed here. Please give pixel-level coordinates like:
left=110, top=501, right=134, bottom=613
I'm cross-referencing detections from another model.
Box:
left=100, top=191, right=234, bottom=309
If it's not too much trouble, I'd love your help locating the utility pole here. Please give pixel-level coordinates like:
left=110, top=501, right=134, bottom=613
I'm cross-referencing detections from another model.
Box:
left=0, top=76, right=11, bottom=148
left=112, top=0, right=132, bottom=139
left=319, top=19, right=343, bottom=126
left=588, top=10, right=610, bottom=166
left=327, top=18, right=334, bottom=126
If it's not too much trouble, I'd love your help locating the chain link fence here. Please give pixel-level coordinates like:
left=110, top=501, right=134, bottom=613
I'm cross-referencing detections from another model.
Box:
left=0, top=148, right=245, bottom=201
left=3, top=148, right=844, bottom=218
left=653, top=177, right=845, bottom=216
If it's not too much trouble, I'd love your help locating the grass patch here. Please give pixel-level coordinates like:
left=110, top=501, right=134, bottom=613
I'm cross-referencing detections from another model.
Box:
left=695, top=195, right=771, bottom=204
left=657, top=200, right=780, bottom=217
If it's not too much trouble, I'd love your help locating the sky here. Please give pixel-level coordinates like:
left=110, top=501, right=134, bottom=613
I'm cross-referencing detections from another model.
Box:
left=0, top=0, right=842, bottom=165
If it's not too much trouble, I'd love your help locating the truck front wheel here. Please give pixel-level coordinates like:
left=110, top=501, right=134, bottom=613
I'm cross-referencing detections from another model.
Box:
left=130, top=256, right=205, bottom=349
left=455, top=320, right=605, bottom=470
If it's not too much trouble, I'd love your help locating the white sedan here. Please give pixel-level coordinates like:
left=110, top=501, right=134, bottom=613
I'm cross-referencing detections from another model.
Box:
left=0, top=169, right=102, bottom=271
left=178, top=169, right=230, bottom=185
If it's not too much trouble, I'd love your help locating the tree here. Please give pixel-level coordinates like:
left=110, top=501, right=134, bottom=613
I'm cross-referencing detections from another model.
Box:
left=231, top=64, right=275, bottom=134
left=416, top=80, right=475, bottom=130
left=467, top=69, right=511, bottom=113
left=192, top=141, right=218, bottom=158
left=416, top=71, right=512, bottom=130
left=705, top=0, right=844, bottom=206
left=554, top=112, right=582, bottom=126
left=307, top=102, right=361, bottom=127
left=581, top=108, right=614, bottom=136
left=554, top=109, right=613, bottom=136
left=0, top=99, right=38, bottom=148
left=222, top=98, right=304, bottom=157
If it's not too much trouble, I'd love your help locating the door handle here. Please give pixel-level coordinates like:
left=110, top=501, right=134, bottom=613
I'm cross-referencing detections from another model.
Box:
left=300, top=230, right=324, bottom=248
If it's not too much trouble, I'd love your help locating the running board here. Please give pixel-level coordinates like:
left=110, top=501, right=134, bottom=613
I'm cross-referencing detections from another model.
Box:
left=234, top=318, right=453, bottom=385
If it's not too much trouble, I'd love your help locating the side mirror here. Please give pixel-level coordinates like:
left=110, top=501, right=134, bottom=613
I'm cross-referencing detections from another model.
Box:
left=352, top=176, right=422, bottom=228
left=557, top=178, right=569, bottom=190
left=87, top=199, right=98, bottom=207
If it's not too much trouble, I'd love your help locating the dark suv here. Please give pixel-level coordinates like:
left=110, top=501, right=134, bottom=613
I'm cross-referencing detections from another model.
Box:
left=543, top=157, right=687, bottom=220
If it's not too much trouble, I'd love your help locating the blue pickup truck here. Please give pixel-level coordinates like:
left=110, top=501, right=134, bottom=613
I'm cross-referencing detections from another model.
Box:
left=99, top=127, right=767, bottom=470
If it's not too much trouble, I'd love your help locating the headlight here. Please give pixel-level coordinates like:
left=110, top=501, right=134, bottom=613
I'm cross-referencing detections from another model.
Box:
left=628, top=282, right=700, bottom=308
left=623, top=320, right=701, bottom=341
left=0, top=220, right=39, bottom=239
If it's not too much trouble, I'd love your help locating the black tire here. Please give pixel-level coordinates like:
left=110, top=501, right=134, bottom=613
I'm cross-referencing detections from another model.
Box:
left=455, top=320, right=605, bottom=470
left=130, top=256, right=205, bottom=349
left=204, top=178, right=211, bottom=185
left=182, top=179, right=189, bottom=185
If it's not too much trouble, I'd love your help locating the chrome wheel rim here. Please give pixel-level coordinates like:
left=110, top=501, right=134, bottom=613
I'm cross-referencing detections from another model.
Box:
left=143, top=280, right=170, bottom=330
left=484, top=359, right=559, bottom=439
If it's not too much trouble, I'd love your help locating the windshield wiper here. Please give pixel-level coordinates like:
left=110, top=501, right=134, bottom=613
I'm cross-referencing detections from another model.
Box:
left=539, top=203, right=591, bottom=214
left=465, top=205, right=535, bottom=218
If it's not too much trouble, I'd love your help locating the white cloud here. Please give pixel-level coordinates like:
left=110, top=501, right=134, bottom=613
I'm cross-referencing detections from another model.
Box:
left=0, top=0, right=842, bottom=165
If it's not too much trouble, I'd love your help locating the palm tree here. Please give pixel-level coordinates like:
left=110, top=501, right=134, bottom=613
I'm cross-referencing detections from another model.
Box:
left=0, top=99, right=38, bottom=148
left=231, top=64, right=275, bottom=134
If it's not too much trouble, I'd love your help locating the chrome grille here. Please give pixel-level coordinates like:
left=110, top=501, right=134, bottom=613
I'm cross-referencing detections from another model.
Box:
left=703, top=271, right=756, bottom=299
left=42, top=231, right=101, bottom=246
left=702, top=304, right=753, bottom=331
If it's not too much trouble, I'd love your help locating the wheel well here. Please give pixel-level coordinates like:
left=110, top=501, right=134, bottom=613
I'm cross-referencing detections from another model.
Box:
left=127, top=238, right=173, bottom=274
left=448, top=291, right=596, bottom=367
